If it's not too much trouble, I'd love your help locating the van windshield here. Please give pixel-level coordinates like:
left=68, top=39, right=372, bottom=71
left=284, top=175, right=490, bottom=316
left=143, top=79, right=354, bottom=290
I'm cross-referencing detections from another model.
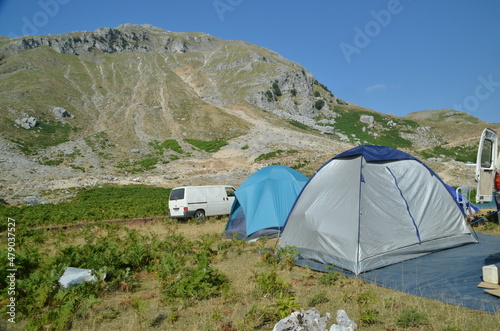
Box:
left=170, top=188, right=185, bottom=200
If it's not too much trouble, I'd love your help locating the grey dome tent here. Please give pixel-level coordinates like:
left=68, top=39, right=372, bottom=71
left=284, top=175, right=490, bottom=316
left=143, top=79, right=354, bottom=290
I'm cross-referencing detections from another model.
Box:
left=279, top=145, right=478, bottom=275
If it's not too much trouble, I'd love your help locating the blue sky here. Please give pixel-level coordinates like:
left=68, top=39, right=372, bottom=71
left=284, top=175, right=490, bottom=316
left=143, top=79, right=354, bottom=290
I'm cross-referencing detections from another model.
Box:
left=1, top=0, right=499, bottom=123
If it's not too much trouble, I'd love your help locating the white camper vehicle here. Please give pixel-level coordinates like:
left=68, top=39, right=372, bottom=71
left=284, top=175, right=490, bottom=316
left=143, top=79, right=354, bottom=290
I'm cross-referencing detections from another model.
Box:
left=475, top=128, right=500, bottom=221
left=168, top=185, right=235, bottom=220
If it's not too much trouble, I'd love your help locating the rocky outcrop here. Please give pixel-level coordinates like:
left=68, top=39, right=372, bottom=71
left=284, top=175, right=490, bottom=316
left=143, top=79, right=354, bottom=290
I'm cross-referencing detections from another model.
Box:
left=273, top=308, right=358, bottom=331
left=52, top=107, right=74, bottom=119
left=15, top=116, right=37, bottom=129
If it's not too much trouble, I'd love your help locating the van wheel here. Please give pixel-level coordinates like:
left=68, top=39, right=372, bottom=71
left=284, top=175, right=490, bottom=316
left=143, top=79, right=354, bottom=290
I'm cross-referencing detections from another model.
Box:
left=194, top=210, right=205, bottom=221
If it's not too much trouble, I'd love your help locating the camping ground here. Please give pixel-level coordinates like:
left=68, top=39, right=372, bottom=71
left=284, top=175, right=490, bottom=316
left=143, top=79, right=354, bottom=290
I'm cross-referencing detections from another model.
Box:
left=0, top=185, right=499, bottom=330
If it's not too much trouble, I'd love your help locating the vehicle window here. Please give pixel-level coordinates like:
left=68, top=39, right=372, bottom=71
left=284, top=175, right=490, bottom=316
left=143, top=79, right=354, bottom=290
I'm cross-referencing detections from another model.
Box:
left=225, top=187, right=235, bottom=197
left=169, top=188, right=185, bottom=200
left=481, top=139, right=493, bottom=168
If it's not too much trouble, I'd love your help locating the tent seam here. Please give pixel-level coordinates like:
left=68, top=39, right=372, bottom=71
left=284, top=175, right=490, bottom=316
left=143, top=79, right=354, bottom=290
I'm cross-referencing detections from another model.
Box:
left=356, top=156, right=364, bottom=275
left=386, top=166, right=422, bottom=244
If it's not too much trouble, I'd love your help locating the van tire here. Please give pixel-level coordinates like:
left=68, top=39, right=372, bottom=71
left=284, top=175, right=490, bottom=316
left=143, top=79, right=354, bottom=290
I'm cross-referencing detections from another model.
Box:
left=194, top=210, right=205, bottom=220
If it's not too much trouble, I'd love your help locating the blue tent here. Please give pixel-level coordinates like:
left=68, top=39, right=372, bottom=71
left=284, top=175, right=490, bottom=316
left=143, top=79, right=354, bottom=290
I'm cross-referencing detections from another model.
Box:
left=224, top=165, right=308, bottom=240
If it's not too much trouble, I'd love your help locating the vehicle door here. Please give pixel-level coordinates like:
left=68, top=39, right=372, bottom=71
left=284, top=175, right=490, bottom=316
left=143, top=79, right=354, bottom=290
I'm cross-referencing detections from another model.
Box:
left=475, top=128, right=498, bottom=203
left=169, top=188, right=186, bottom=217
left=204, top=186, right=226, bottom=216
left=225, top=186, right=236, bottom=214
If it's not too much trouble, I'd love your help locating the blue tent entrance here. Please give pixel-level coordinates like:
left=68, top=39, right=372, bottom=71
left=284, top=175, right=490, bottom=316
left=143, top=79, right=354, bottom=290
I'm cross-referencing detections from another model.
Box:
left=224, top=165, right=308, bottom=240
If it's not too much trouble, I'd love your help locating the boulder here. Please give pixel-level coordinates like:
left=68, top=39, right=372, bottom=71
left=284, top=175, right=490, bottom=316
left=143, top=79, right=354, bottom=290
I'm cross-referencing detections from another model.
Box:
left=24, top=196, right=46, bottom=206
left=273, top=309, right=357, bottom=331
left=53, top=107, right=74, bottom=118
left=360, top=115, right=374, bottom=125
left=15, top=116, right=37, bottom=129
left=273, top=308, right=329, bottom=331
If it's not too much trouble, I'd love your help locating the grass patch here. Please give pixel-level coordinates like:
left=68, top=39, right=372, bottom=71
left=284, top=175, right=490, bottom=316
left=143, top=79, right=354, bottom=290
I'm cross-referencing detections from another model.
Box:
left=255, top=149, right=298, bottom=162
left=418, top=144, right=478, bottom=163
left=184, top=139, right=228, bottom=153
left=9, top=120, right=77, bottom=154
left=289, top=120, right=311, bottom=131
left=116, top=155, right=160, bottom=173
left=149, top=139, right=183, bottom=154
left=333, top=109, right=416, bottom=148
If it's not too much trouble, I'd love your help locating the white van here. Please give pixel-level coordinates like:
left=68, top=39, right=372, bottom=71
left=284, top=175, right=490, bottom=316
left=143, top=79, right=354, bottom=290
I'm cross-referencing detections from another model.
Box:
left=168, top=185, right=236, bottom=220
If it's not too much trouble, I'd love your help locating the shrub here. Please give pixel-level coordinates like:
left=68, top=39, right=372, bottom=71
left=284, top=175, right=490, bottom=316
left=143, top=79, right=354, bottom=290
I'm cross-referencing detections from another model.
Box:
left=253, top=270, right=290, bottom=298
left=396, top=308, right=429, bottom=327
left=357, top=290, right=379, bottom=326
left=314, top=99, right=325, bottom=110
left=265, top=90, right=276, bottom=102
left=318, top=265, right=340, bottom=285
left=272, top=82, right=282, bottom=97
left=273, top=293, right=300, bottom=319
left=162, top=264, right=230, bottom=301
left=308, top=290, right=329, bottom=306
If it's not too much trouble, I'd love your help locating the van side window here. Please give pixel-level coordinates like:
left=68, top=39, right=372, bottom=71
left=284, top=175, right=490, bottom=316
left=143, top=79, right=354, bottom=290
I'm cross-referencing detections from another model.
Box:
left=170, top=188, right=185, bottom=200
left=481, top=139, right=493, bottom=168
left=226, top=187, right=235, bottom=197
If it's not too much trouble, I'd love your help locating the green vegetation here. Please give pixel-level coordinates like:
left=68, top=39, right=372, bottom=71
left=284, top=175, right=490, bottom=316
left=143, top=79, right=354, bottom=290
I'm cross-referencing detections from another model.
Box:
left=255, top=149, right=298, bottom=162
left=313, top=80, right=333, bottom=96
left=418, top=145, right=478, bottom=163
left=184, top=139, right=228, bottom=153
left=265, top=90, right=276, bottom=102
left=0, top=185, right=170, bottom=230
left=307, top=290, right=329, bottom=306
left=290, top=158, right=310, bottom=170
left=38, top=148, right=83, bottom=167
left=264, top=81, right=282, bottom=102
left=288, top=120, right=311, bottom=131
left=116, top=155, right=160, bottom=173
left=10, top=120, right=77, bottom=155
left=271, top=82, right=282, bottom=97
left=314, top=99, right=325, bottom=110
left=158, top=139, right=183, bottom=154
left=356, top=290, right=379, bottom=326
left=396, top=308, right=429, bottom=328
left=333, top=109, right=416, bottom=148
left=318, top=265, right=340, bottom=285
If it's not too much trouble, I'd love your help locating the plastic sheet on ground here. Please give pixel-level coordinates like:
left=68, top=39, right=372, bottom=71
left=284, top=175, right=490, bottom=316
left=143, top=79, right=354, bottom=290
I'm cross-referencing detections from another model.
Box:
left=58, top=267, right=99, bottom=289
left=296, top=233, right=500, bottom=314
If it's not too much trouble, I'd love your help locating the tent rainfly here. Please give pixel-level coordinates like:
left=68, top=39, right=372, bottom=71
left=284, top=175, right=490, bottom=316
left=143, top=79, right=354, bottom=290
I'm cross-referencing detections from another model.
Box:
left=224, top=165, right=308, bottom=241
left=279, top=145, right=478, bottom=275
